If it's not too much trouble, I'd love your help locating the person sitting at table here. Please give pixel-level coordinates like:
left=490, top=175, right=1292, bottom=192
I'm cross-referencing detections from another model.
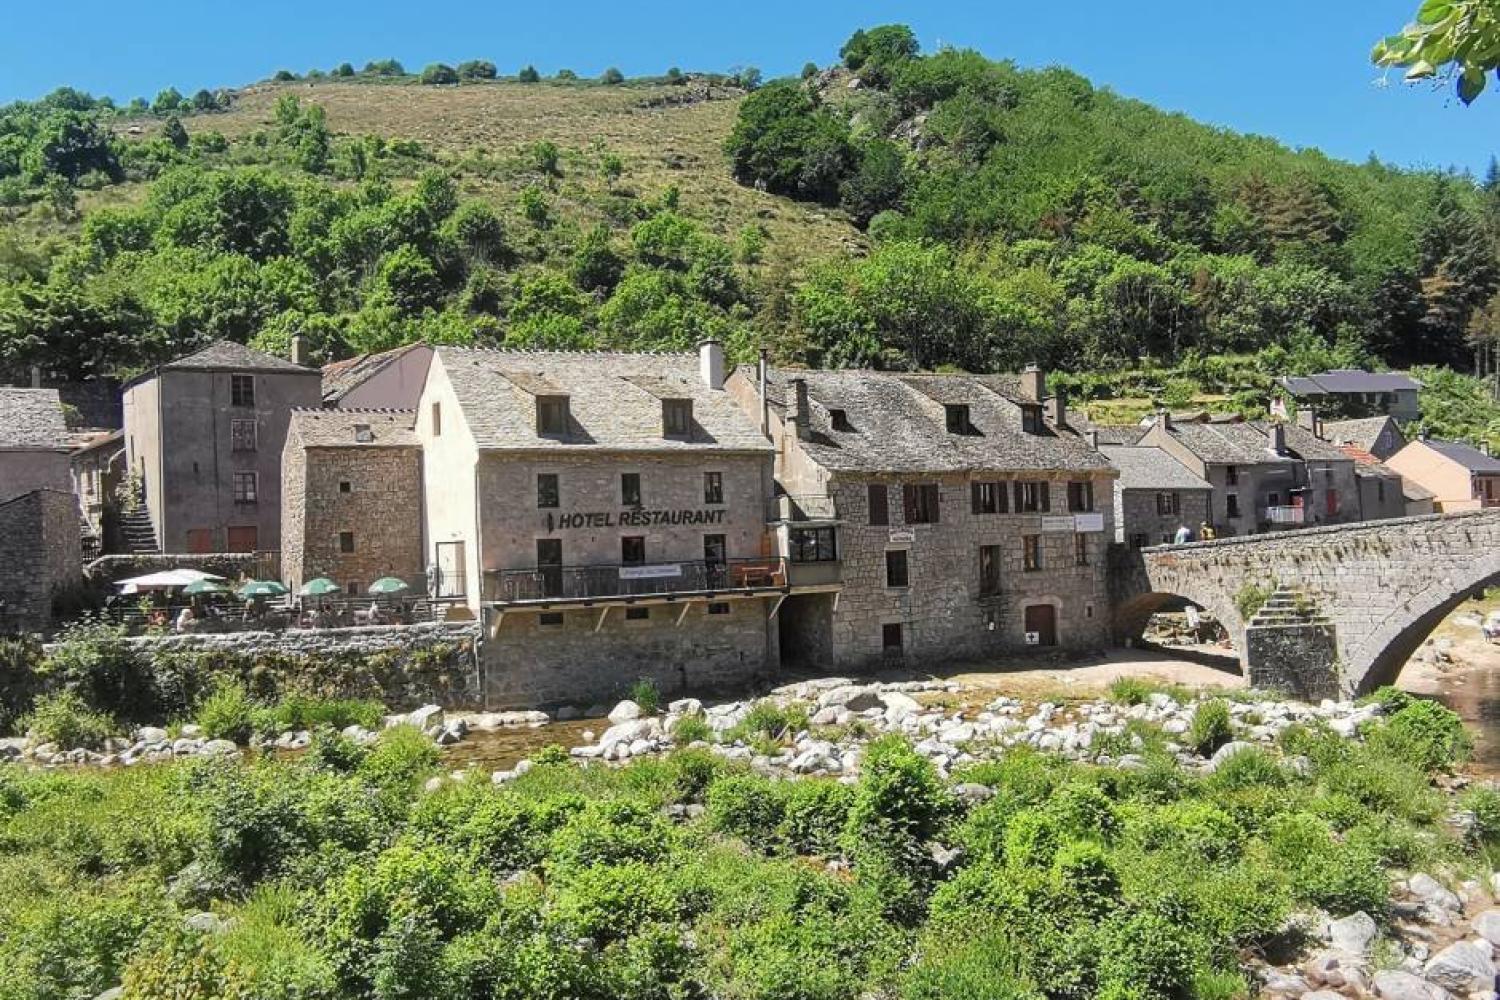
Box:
left=175, top=605, right=196, bottom=633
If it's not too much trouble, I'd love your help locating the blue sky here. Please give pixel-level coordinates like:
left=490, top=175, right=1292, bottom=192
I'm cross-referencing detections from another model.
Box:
left=2, top=0, right=1496, bottom=175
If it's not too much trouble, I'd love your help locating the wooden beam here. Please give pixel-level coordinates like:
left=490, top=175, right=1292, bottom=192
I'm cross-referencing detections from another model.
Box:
left=594, top=606, right=610, bottom=633
left=489, top=609, right=506, bottom=639
left=768, top=593, right=789, bottom=620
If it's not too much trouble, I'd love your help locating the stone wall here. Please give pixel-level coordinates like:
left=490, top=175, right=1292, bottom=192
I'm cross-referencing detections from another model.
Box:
left=483, top=597, right=778, bottom=709
left=1116, top=488, right=1211, bottom=547
left=1244, top=623, right=1340, bottom=701
left=0, top=489, right=82, bottom=633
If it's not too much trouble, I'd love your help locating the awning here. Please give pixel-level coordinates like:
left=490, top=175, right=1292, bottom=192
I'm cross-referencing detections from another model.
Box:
left=115, top=569, right=226, bottom=594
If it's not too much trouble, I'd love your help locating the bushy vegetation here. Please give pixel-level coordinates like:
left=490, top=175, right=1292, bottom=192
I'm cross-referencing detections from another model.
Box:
left=0, top=690, right=1481, bottom=1000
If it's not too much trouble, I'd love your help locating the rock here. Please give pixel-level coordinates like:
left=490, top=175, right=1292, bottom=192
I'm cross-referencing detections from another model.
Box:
left=1329, top=911, right=1379, bottom=956
left=1306, top=949, right=1367, bottom=988
left=1424, top=941, right=1495, bottom=993
left=172, top=738, right=201, bottom=755
left=1304, top=992, right=1346, bottom=1000
left=928, top=843, right=965, bottom=873
left=570, top=744, right=604, bottom=758
left=668, top=698, right=703, bottom=716
left=556, top=705, right=580, bottom=721
left=1475, top=911, right=1500, bottom=947
left=1206, top=741, right=1256, bottom=769
left=600, top=718, right=660, bottom=751
left=183, top=911, right=230, bottom=934
left=628, top=738, right=655, bottom=757
left=423, top=776, right=444, bottom=793
left=1260, top=968, right=1310, bottom=994
left=810, top=707, right=840, bottom=727
left=202, top=739, right=238, bottom=756
left=818, top=686, right=882, bottom=712
left=1411, top=874, right=1463, bottom=913
left=94, top=989, right=123, bottom=1000
left=136, top=726, right=168, bottom=745
left=953, top=782, right=995, bottom=805
left=1374, top=969, right=1452, bottom=1000
left=608, top=700, right=643, bottom=723
left=408, top=705, right=443, bottom=730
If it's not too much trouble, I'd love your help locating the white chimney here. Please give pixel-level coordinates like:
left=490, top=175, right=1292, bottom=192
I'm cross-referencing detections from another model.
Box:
left=290, top=333, right=309, bottom=367
left=29, top=365, right=42, bottom=388
left=699, top=339, right=725, bottom=391
left=1020, top=363, right=1045, bottom=403
left=1269, top=423, right=1286, bottom=456
left=1086, top=429, right=1099, bottom=449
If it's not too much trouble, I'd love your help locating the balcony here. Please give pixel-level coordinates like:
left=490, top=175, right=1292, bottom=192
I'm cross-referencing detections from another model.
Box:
left=484, top=557, right=788, bottom=606
left=768, top=494, right=840, bottom=523
left=1263, top=505, right=1306, bottom=526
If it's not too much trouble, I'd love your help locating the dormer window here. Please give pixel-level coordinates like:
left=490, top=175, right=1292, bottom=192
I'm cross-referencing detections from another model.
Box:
left=829, top=408, right=853, bottom=432
left=1021, top=405, right=1042, bottom=434
left=945, top=404, right=973, bottom=435
left=537, top=396, right=569, bottom=436
left=663, top=398, right=693, bottom=438
left=353, top=423, right=373, bottom=443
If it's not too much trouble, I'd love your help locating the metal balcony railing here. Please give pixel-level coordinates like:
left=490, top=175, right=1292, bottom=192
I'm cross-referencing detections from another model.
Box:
left=1263, top=505, right=1306, bottom=525
left=485, top=557, right=788, bottom=604
left=767, top=494, right=840, bottom=523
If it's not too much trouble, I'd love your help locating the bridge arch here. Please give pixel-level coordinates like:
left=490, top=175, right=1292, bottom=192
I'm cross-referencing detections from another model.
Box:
left=1111, top=588, right=1248, bottom=672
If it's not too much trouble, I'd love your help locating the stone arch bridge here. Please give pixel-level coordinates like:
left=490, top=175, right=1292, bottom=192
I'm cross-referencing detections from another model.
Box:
left=1110, top=509, right=1500, bottom=699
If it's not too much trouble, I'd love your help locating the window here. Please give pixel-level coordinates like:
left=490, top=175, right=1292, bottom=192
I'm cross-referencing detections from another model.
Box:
left=703, top=471, right=723, bottom=505
left=232, top=471, right=258, bottom=504
left=945, top=404, right=973, bottom=434
left=339, top=531, right=355, bottom=553
left=882, top=622, right=904, bottom=651
left=1023, top=535, right=1042, bottom=572
left=537, top=396, right=569, bottom=435
left=230, top=419, right=257, bottom=452
left=621, top=473, right=641, bottom=507
left=431, top=402, right=442, bottom=436
left=1021, top=405, right=1042, bottom=434
left=1267, top=492, right=1280, bottom=508
left=867, top=484, right=889, bottom=526
left=1015, top=481, right=1050, bottom=513
left=622, top=536, right=646, bottom=565
left=902, top=483, right=940, bottom=524
left=353, top=423, right=373, bottom=443
left=707, top=602, right=731, bottom=615
left=537, top=473, right=559, bottom=509
left=978, top=544, right=1000, bottom=596
left=971, top=481, right=1007, bottom=515
left=790, top=526, right=837, bottom=562
left=885, top=549, right=909, bottom=588
left=1226, top=494, right=1241, bottom=519
left=1377, top=479, right=1386, bottom=503
left=1225, top=465, right=1239, bottom=485
left=662, top=398, right=693, bottom=437
left=1075, top=534, right=1089, bottom=566
left=539, top=612, right=564, bottom=627
left=339, top=481, right=352, bottom=494
left=1067, top=481, right=1094, bottom=512
left=230, top=374, right=254, bottom=407
left=703, top=534, right=726, bottom=565
left=830, top=409, right=853, bottom=432
left=1155, top=492, right=1179, bottom=516
left=345, top=581, right=359, bottom=596
left=625, top=607, right=651, bottom=621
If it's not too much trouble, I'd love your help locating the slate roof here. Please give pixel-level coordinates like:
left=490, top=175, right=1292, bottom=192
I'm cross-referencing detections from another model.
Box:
left=161, top=340, right=314, bottom=375
left=1425, top=439, right=1500, bottom=474
left=1085, top=423, right=1148, bottom=447
left=1277, top=422, right=1355, bottom=463
left=288, top=409, right=419, bottom=448
left=1337, top=445, right=1402, bottom=482
left=1280, top=369, right=1420, bottom=395
left=1156, top=420, right=1351, bottom=466
left=436, top=348, right=772, bottom=454
left=761, top=368, right=1110, bottom=474
left=1101, top=445, right=1211, bottom=491
left=321, top=344, right=426, bottom=404
left=1323, top=416, right=1399, bottom=452
left=0, top=388, right=70, bottom=451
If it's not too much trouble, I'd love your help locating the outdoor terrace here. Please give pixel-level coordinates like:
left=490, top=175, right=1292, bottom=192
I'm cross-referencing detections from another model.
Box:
left=483, top=557, right=788, bottom=607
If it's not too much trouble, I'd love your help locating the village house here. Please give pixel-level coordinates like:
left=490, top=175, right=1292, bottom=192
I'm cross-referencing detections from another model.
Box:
left=319, top=342, right=434, bottom=410
left=280, top=409, right=424, bottom=597
left=1099, top=444, right=1212, bottom=547
left=122, top=341, right=321, bottom=554
left=69, top=429, right=124, bottom=557
left=0, top=387, right=73, bottom=502
left=1138, top=414, right=1359, bottom=535
left=726, top=362, right=1116, bottom=668
left=0, top=388, right=81, bottom=632
left=1322, top=415, right=1407, bottom=462
left=1273, top=369, right=1422, bottom=422
left=415, top=342, right=782, bottom=707
left=1385, top=437, right=1500, bottom=512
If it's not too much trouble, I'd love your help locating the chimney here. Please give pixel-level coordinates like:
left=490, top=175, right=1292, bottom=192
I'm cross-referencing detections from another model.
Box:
left=1483, top=441, right=1493, bottom=457
left=758, top=349, right=770, bottom=437
left=787, top=377, right=810, bottom=440
left=1086, top=429, right=1099, bottom=449
left=1156, top=408, right=1173, bottom=431
left=290, top=333, right=309, bottom=367
left=1020, top=363, right=1045, bottom=403
left=1296, top=407, right=1317, bottom=434
left=1045, top=387, right=1068, bottom=429
left=699, top=338, right=725, bottom=391
left=1269, top=422, right=1286, bottom=456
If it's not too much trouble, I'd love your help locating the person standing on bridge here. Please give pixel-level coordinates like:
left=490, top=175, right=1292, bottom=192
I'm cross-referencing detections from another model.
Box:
left=1174, top=523, right=1194, bottom=545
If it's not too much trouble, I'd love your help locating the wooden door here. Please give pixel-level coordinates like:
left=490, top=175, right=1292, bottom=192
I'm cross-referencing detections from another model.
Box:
left=1024, top=604, right=1057, bottom=647
left=226, top=525, right=258, bottom=553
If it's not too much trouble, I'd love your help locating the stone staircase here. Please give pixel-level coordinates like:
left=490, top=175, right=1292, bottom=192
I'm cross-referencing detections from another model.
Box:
left=119, top=506, right=159, bottom=555
left=1248, top=587, right=1331, bottom=628
left=1244, top=586, right=1340, bottom=700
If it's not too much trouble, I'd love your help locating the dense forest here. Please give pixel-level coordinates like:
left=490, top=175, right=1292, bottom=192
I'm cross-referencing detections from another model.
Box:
left=1, top=27, right=1498, bottom=427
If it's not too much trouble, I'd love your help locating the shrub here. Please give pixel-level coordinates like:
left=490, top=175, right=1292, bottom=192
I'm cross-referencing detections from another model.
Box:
left=20, top=690, right=117, bottom=749
left=1047, top=782, right=1119, bottom=841
left=1463, top=786, right=1500, bottom=843
left=457, top=59, right=497, bottom=80
left=1125, top=800, right=1243, bottom=861
left=1361, top=685, right=1413, bottom=713
left=601, top=67, right=625, bottom=85
left=548, top=861, right=677, bottom=943
left=303, top=727, right=368, bottom=773
left=670, top=715, right=711, bottom=745
left=121, top=927, right=250, bottom=1000
left=629, top=676, right=661, bottom=715
left=518, top=65, right=540, bottom=83
left=901, top=926, right=1044, bottom=1000
left=1002, top=809, right=1062, bottom=869
left=1094, top=911, right=1200, bottom=1000
left=780, top=780, right=854, bottom=856
left=725, top=700, right=807, bottom=746
left=196, top=678, right=254, bottom=743
left=1375, top=699, right=1471, bottom=773
left=1233, top=582, right=1273, bottom=620
left=358, top=724, right=440, bottom=793
left=666, top=746, right=720, bottom=800
left=548, top=799, right=671, bottom=870
left=1268, top=812, right=1387, bottom=914
left=420, top=63, right=459, bottom=85
left=846, top=734, right=953, bottom=846
left=707, top=773, right=786, bottom=851
left=1206, top=746, right=1286, bottom=791
left=1186, top=699, right=1233, bottom=756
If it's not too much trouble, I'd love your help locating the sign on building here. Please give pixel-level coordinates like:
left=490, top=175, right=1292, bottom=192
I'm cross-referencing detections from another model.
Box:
left=1041, top=515, right=1076, bottom=533
left=619, top=564, right=684, bottom=580
left=1073, top=512, right=1105, bottom=533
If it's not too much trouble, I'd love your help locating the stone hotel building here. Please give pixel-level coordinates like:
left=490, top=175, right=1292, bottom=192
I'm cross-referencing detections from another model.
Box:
left=727, top=363, right=1117, bottom=668
left=415, top=344, right=783, bottom=707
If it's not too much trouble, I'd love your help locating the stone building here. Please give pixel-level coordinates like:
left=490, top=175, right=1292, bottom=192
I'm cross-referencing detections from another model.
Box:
left=726, top=363, right=1116, bottom=668
left=415, top=343, right=782, bottom=707
left=123, top=341, right=321, bottom=554
left=1099, top=444, right=1212, bottom=547
left=0, top=488, right=82, bottom=633
left=1138, top=415, right=1359, bottom=535
left=1385, top=438, right=1500, bottom=512
left=70, top=429, right=124, bottom=556
left=281, top=409, right=424, bottom=596
left=1274, top=369, right=1422, bottom=422
left=1323, top=415, right=1406, bottom=462
left=320, top=343, right=434, bottom=410
left=0, top=387, right=72, bottom=502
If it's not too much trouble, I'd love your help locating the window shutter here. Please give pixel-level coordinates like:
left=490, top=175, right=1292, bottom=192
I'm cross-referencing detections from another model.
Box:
left=1040, top=483, right=1051, bottom=512
left=971, top=482, right=982, bottom=515
left=928, top=484, right=940, bottom=523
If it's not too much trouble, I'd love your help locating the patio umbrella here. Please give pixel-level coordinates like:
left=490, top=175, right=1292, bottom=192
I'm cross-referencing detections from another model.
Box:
left=298, top=577, right=341, bottom=597
left=368, top=577, right=410, bottom=596
left=182, top=579, right=230, bottom=596
left=116, top=568, right=226, bottom=594
left=237, top=580, right=289, bottom=599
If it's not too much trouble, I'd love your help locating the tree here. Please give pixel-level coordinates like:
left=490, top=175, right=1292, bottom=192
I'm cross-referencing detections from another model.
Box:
left=362, top=59, right=405, bottom=77
left=572, top=224, right=624, bottom=291
left=333, top=62, right=355, bottom=77
left=420, top=63, right=459, bottom=85
left=1374, top=0, right=1500, bottom=103
left=161, top=116, right=189, bottom=151
left=152, top=87, right=184, bottom=115
left=457, top=60, right=497, bottom=80
left=665, top=67, right=685, bottom=85
left=272, top=69, right=297, bottom=82
left=190, top=89, right=217, bottom=111
left=801, top=62, right=820, bottom=80
left=724, top=80, right=855, bottom=203
left=23, top=112, right=121, bottom=183
left=735, top=66, right=763, bottom=90
left=601, top=67, right=625, bottom=85
left=518, top=65, right=541, bottom=83
left=839, top=24, right=920, bottom=84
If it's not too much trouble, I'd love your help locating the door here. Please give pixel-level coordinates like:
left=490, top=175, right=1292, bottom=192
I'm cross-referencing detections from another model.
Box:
left=226, top=525, right=258, bottom=553
left=435, top=541, right=466, bottom=598
left=536, top=538, right=563, bottom=598
left=186, top=529, right=214, bottom=554
left=704, top=533, right=727, bottom=588
left=1024, top=604, right=1057, bottom=647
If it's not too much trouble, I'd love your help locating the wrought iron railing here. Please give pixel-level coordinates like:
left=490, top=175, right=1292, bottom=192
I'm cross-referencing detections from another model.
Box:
left=485, top=558, right=787, bottom=603
left=1263, top=505, right=1306, bottom=525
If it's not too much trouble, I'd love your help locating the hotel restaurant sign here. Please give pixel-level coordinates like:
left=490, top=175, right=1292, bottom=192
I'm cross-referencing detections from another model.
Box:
left=544, top=508, right=728, bottom=533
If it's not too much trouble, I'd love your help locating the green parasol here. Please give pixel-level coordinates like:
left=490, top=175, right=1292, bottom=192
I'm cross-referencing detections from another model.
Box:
left=299, top=577, right=341, bottom=597
left=182, top=579, right=230, bottom=596
left=368, top=577, right=410, bottom=596
left=237, top=580, right=290, bottom=599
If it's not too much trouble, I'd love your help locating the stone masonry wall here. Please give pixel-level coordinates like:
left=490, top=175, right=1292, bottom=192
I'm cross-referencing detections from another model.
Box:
left=1116, top=488, right=1211, bottom=547
left=284, top=446, right=424, bottom=593
left=482, top=597, right=777, bottom=710
left=0, top=489, right=82, bottom=633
